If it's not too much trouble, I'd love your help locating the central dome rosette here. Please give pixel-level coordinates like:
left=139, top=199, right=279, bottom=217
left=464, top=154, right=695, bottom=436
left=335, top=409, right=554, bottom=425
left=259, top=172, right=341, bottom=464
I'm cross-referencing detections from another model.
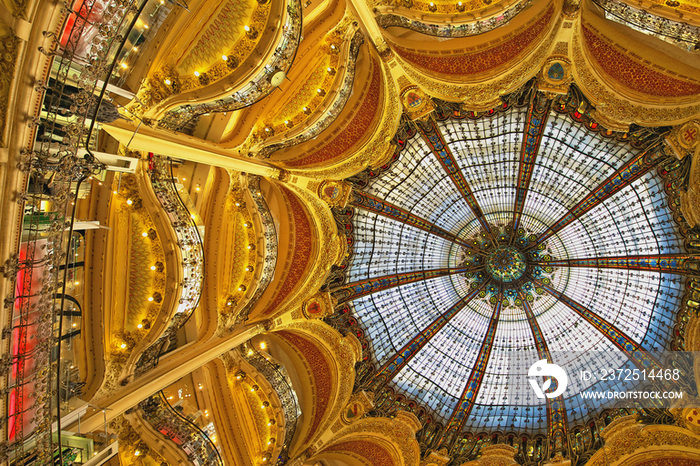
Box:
left=486, top=246, right=526, bottom=283
left=327, top=85, right=696, bottom=452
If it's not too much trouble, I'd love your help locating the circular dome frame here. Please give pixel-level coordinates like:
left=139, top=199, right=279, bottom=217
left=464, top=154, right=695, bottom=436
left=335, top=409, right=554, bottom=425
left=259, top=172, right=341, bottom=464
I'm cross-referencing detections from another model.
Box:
left=323, top=82, right=700, bottom=463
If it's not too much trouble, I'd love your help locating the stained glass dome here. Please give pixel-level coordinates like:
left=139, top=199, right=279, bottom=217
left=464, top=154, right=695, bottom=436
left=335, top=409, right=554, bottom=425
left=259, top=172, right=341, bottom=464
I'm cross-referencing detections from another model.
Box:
left=329, top=86, right=698, bottom=443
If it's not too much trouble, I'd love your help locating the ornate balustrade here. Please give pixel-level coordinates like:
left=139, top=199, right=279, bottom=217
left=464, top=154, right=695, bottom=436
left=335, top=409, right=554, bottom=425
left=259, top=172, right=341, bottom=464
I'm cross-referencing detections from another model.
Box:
left=134, top=155, right=205, bottom=377
left=241, top=344, right=301, bottom=465
left=256, top=29, right=364, bottom=159
left=139, top=391, right=223, bottom=466
left=592, top=0, right=700, bottom=52
left=4, top=0, right=173, bottom=461
left=375, top=0, right=531, bottom=38
left=229, top=175, right=279, bottom=326
left=157, top=0, right=303, bottom=132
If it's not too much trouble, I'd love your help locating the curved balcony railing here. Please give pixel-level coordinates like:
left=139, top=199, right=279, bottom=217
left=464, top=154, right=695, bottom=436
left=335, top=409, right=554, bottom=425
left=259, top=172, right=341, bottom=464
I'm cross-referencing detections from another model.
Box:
left=134, top=155, right=205, bottom=377
left=593, top=0, right=700, bottom=52
left=241, top=343, right=301, bottom=466
left=5, top=0, right=173, bottom=461
left=233, top=175, right=278, bottom=325
left=157, top=0, right=303, bottom=133
left=375, top=0, right=531, bottom=37
left=256, top=29, right=364, bottom=159
left=139, top=391, right=224, bottom=466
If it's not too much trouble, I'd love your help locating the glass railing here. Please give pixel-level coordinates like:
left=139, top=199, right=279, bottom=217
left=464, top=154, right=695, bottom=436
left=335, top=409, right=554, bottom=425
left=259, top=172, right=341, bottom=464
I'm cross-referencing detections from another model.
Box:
left=157, top=0, right=303, bottom=132
left=241, top=343, right=301, bottom=465
left=139, top=391, right=223, bottom=466
left=4, top=0, right=175, bottom=461
left=134, top=154, right=205, bottom=377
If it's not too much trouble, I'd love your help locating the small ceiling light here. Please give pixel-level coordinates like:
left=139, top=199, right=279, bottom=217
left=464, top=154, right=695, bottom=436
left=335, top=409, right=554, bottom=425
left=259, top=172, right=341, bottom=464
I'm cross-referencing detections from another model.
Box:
left=260, top=342, right=266, bottom=349
left=244, top=25, right=250, bottom=32
left=151, top=265, right=156, bottom=271
left=143, top=24, right=149, bottom=29
left=137, top=323, right=143, bottom=329
left=164, top=78, right=172, bottom=85
left=126, top=199, right=133, bottom=205
left=148, top=296, right=154, bottom=302
left=195, top=184, right=201, bottom=192
left=121, top=63, right=128, bottom=69
left=74, top=281, right=80, bottom=285
left=222, top=55, right=228, bottom=61
left=132, top=46, right=138, bottom=52
left=120, top=343, right=127, bottom=349
left=142, top=232, right=148, bottom=237
left=194, top=71, right=200, bottom=77
left=135, top=450, right=140, bottom=456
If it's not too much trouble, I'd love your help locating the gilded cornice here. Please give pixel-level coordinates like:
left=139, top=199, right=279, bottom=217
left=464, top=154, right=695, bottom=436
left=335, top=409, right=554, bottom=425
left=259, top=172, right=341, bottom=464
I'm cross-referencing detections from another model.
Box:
left=319, top=415, right=421, bottom=466
left=263, top=182, right=343, bottom=318
left=395, top=13, right=560, bottom=104
left=389, top=3, right=556, bottom=80
left=0, top=33, right=21, bottom=147
left=286, top=59, right=401, bottom=180
left=571, top=23, right=700, bottom=126
left=274, top=320, right=358, bottom=452
left=586, top=415, right=700, bottom=466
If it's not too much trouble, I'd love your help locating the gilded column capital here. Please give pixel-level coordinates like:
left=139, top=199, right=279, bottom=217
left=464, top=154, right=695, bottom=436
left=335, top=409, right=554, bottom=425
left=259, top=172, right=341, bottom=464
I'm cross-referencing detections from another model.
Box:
left=421, top=449, right=451, bottom=466
left=460, top=445, right=518, bottom=466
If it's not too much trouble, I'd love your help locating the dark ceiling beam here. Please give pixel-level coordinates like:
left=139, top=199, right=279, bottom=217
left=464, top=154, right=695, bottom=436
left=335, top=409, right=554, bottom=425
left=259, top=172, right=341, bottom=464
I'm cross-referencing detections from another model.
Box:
left=511, top=93, right=551, bottom=241
left=520, top=295, right=569, bottom=450
left=331, top=267, right=470, bottom=303
left=529, top=275, right=662, bottom=371
left=349, top=189, right=483, bottom=253
left=438, top=290, right=503, bottom=451
left=537, top=254, right=700, bottom=275
left=417, top=119, right=499, bottom=247
left=528, top=145, right=664, bottom=250
left=367, top=282, right=487, bottom=391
